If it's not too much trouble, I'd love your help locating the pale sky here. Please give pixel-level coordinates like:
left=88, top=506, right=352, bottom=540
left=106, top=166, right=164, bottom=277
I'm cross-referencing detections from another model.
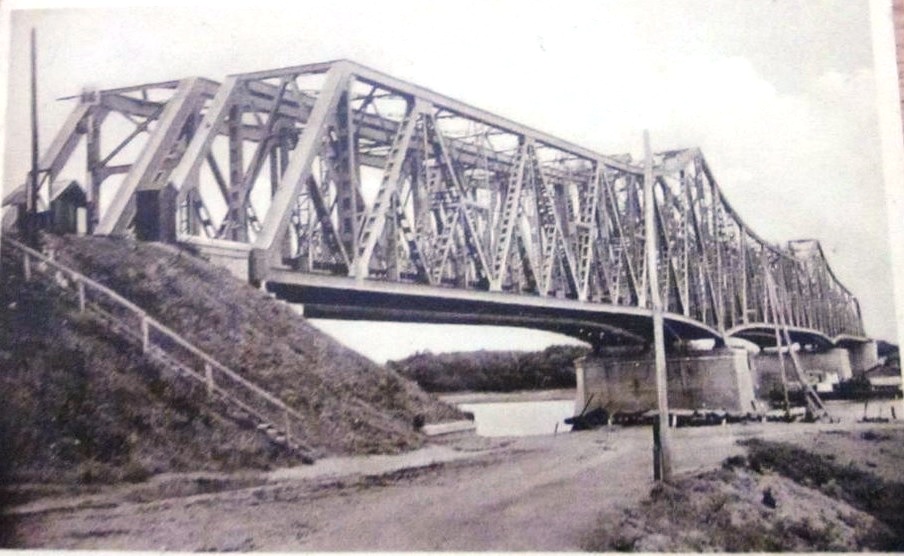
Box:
left=1, top=0, right=901, bottom=361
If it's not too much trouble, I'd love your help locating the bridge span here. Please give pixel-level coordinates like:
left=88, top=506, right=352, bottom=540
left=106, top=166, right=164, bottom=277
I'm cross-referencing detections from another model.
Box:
left=262, top=268, right=724, bottom=348
left=3, top=59, right=879, bottom=416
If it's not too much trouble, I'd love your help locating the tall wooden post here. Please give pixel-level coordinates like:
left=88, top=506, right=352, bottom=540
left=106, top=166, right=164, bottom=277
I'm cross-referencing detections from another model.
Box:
left=644, top=131, right=672, bottom=483
left=27, top=28, right=40, bottom=245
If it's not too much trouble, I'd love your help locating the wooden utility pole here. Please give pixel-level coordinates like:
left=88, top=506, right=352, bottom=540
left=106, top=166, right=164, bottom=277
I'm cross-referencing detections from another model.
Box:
left=27, top=28, right=40, bottom=246
left=644, top=130, right=672, bottom=482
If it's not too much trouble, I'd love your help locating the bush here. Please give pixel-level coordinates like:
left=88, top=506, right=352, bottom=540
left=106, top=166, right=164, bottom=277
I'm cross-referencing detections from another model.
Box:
left=389, top=345, right=589, bottom=393
left=120, top=461, right=152, bottom=483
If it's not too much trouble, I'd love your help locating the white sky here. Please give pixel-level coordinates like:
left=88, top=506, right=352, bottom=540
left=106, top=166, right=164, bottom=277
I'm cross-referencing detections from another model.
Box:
left=1, top=0, right=901, bottom=361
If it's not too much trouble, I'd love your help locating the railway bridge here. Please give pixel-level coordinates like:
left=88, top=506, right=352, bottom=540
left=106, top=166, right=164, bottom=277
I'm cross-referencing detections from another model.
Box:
left=3, top=59, right=877, bottom=414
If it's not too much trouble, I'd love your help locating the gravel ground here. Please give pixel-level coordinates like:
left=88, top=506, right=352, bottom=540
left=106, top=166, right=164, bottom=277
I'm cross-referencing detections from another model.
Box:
left=6, top=417, right=902, bottom=551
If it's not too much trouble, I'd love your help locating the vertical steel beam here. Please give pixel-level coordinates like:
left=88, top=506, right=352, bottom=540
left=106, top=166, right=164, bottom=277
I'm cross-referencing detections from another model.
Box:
left=710, top=181, right=726, bottom=332
left=489, top=138, right=529, bottom=291
left=335, top=76, right=362, bottom=258
left=601, top=174, right=639, bottom=305
left=84, top=100, right=106, bottom=232
left=682, top=174, right=690, bottom=317
left=575, top=165, right=601, bottom=301
left=224, top=103, right=247, bottom=240
left=685, top=168, right=715, bottom=326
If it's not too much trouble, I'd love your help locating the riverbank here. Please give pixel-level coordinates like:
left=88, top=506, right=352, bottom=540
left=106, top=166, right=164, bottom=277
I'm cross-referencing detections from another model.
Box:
left=584, top=426, right=904, bottom=551
left=5, top=414, right=902, bottom=550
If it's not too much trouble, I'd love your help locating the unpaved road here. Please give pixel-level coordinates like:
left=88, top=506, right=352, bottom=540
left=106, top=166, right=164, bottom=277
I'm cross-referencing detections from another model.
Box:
left=7, top=418, right=904, bottom=551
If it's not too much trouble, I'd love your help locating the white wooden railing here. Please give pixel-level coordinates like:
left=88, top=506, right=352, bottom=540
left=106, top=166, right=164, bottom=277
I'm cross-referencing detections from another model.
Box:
left=1, top=236, right=314, bottom=461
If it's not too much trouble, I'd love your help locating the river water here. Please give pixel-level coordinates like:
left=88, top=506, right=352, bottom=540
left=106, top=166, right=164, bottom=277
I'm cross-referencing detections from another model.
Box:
left=458, top=399, right=577, bottom=437
left=455, top=393, right=902, bottom=438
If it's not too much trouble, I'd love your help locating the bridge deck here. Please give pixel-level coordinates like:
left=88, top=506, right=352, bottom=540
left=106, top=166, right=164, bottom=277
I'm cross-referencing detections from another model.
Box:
left=726, top=323, right=871, bottom=350
left=263, top=268, right=725, bottom=348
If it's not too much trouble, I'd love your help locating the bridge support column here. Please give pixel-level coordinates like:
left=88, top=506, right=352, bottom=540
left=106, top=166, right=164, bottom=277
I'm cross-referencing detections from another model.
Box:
left=846, top=341, right=879, bottom=373
left=179, top=236, right=253, bottom=282
left=751, top=347, right=853, bottom=397
left=575, top=348, right=757, bottom=417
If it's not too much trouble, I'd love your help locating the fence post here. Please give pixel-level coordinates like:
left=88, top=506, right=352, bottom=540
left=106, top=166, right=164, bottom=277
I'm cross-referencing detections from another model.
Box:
left=77, top=279, right=86, bottom=313
left=140, top=314, right=149, bottom=353
left=205, top=363, right=214, bottom=398
left=23, top=253, right=31, bottom=281
left=284, top=409, right=292, bottom=443
left=652, top=419, right=662, bottom=481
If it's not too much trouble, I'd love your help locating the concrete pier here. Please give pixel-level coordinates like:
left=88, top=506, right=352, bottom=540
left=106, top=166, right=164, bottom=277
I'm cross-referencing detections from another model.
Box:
left=179, top=236, right=253, bottom=281
left=752, top=347, right=852, bottom=397
left=574, top=348, right=757, bottom=416
left=845, top=341, right=879, bottom=373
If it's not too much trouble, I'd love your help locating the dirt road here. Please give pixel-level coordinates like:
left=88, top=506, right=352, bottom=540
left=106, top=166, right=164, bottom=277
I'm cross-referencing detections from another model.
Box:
left=7, top=418, right=903, bottom=551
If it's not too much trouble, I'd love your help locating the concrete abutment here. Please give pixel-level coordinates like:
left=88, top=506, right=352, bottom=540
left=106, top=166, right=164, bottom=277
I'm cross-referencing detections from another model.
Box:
left=575, top=348, right=758, bottom=417
left=576, top=342, right=882, bottom=418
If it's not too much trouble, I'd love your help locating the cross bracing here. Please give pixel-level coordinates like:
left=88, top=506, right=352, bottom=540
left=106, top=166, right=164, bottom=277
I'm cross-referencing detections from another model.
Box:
left=4, top=59, right=865, bottom=344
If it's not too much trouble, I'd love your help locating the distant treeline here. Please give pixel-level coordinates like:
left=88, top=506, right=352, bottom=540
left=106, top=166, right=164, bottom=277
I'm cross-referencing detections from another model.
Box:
left=387, top=345, right=590, bottom=393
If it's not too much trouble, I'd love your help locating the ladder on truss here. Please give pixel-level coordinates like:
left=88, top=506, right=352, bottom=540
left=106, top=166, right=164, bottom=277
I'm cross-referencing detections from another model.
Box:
left=763, top=261, right=832, bottom=421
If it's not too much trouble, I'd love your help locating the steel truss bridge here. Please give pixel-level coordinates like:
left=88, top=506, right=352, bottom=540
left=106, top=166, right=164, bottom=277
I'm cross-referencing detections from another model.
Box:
left=6, top=59, right=868, bottom=350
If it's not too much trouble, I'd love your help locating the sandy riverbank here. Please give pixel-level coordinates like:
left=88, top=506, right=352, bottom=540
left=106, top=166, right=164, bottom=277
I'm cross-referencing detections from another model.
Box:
left=5, top=415, right=902, bottom=550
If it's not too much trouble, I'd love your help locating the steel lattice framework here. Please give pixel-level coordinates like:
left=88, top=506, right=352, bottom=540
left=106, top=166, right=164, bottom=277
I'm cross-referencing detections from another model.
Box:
left=6, top=60, right=865, bottom=344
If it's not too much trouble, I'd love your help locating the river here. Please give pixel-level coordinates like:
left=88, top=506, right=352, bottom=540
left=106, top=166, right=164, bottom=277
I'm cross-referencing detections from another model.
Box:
left=444, top=390, right=902, bottom=438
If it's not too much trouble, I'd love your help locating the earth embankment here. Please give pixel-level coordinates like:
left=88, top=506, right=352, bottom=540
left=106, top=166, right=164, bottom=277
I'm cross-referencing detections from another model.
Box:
left=0, top=234, right=461, bottom=486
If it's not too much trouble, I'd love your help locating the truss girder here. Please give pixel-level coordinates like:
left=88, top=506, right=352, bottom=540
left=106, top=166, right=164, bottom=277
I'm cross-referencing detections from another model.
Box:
left=18, top=60, right=866, bottom=343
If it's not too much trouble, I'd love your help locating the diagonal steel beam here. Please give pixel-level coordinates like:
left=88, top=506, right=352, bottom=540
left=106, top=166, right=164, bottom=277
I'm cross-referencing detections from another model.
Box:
left=600, top=174, right=639, bottom=305
left=530, top=145, right=579, bottom=297
left=41, top=100, right=93, bottom=184
left=218, top=78, right=290, bottom=238
left=171, top=76, right=243, bottom=206
left=251, top=63, right=351, bottom=280
left=422, top=109, right=492, bottom=285
left=95, top=77, right=209, bottom=235
left=305, top=175, right=350, bottom=269
left=351, top=99, right=422, bottom=280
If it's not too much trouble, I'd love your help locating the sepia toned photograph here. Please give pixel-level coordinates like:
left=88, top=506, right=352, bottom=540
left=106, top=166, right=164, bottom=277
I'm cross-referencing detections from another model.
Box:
left=1, top=0, right=902, bottom=551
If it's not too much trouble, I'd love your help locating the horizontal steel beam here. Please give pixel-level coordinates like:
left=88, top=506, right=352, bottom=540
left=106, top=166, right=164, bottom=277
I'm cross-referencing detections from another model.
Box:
left=341, top=60, right=644, bottom=174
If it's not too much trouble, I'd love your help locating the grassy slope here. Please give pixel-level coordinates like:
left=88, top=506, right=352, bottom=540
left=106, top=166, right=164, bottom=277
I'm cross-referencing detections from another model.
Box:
left=1, top=234, right=461, bottom=483
left=0, top=273, right=296, bottom=485
left=583, top=433, right=904, bottom=552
